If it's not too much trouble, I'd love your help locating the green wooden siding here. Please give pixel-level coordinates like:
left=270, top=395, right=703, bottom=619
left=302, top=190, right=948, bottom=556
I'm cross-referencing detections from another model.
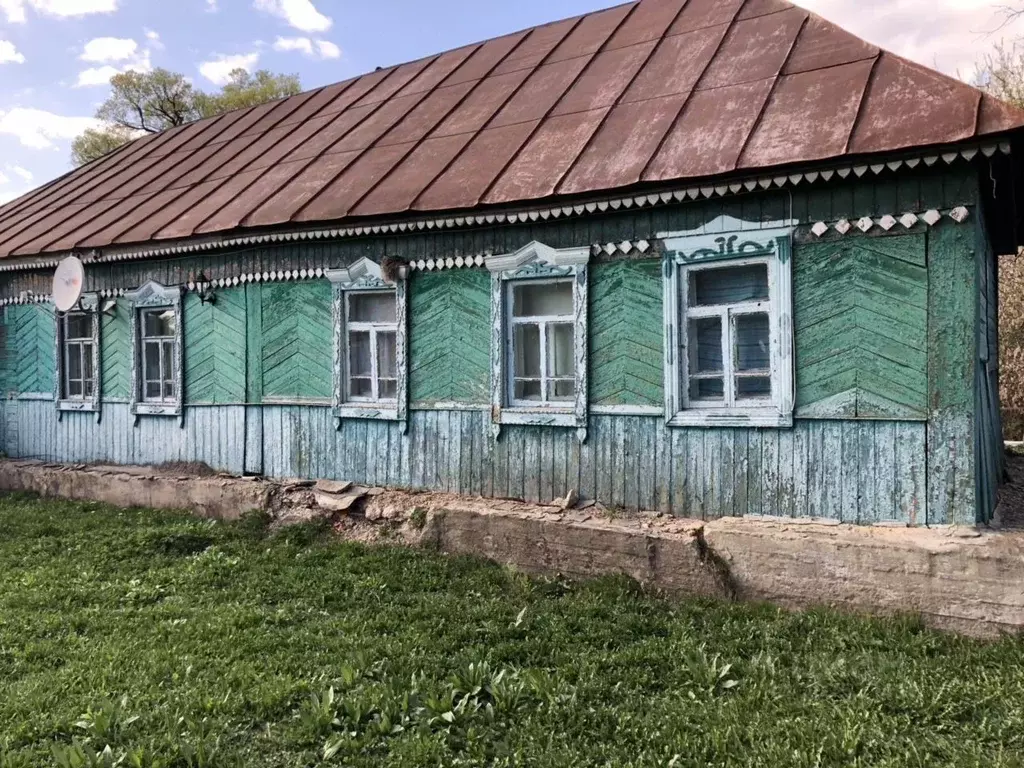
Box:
left=794, top=234, right=928, bottom=420
left=101, top=301, right=130, bottom=399
left=409, top=270, right=490, bottom=404
left=926, top=221, right=977, bottom=525
left=184, top=289, right=247, bottom=404
left=6, top=304, right=54, bottom=395
left=590, top=259, right=663, bottom=407
left=260, top=281, right=333, bottom=401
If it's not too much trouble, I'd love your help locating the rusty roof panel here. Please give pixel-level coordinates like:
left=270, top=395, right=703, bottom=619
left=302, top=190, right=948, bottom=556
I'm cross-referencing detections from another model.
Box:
left=546, top=3, right=634, bottom=63
left=415, top=120, right=540, bottom=210
left=669, top=0, right=744, bottom=34
left=606, top=0, right=686, bottom=48
left=740, top=58, right=875, bottom=168
left=484, top=107, right=611, bottom=203
left=2, top=0, right=1023, bottom=258
left=351, top=134, right=475, bottom=216
left=621, top=23, right=729, bottom=103
left=783, top=12, right=877, bottom=74
left=558, top=92, right=688, bottom=194
left=645, top=77, right=775, bottom=180
left=849, top=52, right=980, bottom=154
left=549, top=40, right=656, bottom=116
left=698, top=7, right=806, bottom=90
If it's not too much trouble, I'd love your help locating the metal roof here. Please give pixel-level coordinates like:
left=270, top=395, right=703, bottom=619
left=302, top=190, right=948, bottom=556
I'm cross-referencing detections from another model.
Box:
left=0, top=0, right=1021, bottom=259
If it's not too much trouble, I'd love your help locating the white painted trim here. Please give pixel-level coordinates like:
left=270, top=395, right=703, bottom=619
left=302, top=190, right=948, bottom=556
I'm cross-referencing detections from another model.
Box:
left=591, top=404, right=664, bottom=416
left=485, top=241, right=590, bottom=273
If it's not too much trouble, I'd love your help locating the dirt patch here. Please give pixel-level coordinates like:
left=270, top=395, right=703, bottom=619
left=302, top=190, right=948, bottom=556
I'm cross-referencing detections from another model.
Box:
left=995, top=453, right=1024, bottom=528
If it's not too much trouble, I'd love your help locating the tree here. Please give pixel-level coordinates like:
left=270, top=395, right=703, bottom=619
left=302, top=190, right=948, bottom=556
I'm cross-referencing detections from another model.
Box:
left=974, top=41, right=1024, bottom=107
left=71, top=67, right=301, bottom=166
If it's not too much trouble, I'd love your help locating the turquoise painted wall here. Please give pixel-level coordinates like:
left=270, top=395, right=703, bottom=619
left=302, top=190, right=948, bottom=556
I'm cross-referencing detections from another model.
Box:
left=0, top=166, right=991, bottom=525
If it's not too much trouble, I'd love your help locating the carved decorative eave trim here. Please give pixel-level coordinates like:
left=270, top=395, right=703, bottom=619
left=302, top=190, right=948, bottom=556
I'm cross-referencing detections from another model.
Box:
left=0, top=140, right=1008, bottom=275
left=808, top=207, right=970, bottom=237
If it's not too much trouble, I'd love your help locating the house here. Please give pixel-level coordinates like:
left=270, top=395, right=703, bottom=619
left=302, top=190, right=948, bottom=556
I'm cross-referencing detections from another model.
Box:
left=0, top=0, right=1020, bottom=527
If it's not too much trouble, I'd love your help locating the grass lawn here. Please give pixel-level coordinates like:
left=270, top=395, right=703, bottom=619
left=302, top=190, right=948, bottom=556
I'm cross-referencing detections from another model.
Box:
left=2, top=494, right=1024, bottom=767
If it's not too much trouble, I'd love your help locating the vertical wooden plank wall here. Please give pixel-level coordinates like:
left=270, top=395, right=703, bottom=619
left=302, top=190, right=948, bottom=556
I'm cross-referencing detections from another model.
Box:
left=926, top=221, right=977, bottom=525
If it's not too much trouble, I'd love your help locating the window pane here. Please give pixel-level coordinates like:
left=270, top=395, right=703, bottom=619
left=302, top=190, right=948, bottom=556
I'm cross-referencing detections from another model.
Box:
left=737, top=376, right=771, bottom=399
left=514, top=380, right=542, bottom=400
left=690, top=377, right=724, bottom=400
left=68, top=380, right=83, bottom=397
left=350, top=378, right=372, bottom=398
left=145, top=382, right=161, bottom=400
left=66, top=314, right=91, bottom=340
left=82, top=344, right=94, bottom=381
left=689, top=264, right=768, bottom=306
left=143, top=309, right=176, bottom=337
left=349, top=293, right=396, bottom=323
left=162, top=341, right=175, bottom=380
left=144, top=342, right=161, bottom=380
left=688, top=317, right=722, bottom=374
left=547, top=323, right=574, bottom=378
left=349, top=331, right=371, bottom=376
left=734, top=313, right=770, bottom=372
left=379, top=379, right=397, bottom=400
left=67, top=344, right=82, bottom=380
left=377, top=331, right=397, bottom=379
left=514, top=324, right=541, bottom=378
left=84, top=379, right=94, bottom=398
left=513, top=282, right=572, bottom=317
left=549, top=380, right=575, bottom=400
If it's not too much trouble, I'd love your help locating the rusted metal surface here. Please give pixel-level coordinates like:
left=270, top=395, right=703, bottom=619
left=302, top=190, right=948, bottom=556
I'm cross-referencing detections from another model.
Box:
left=0, top=0, right=1022, bottom=259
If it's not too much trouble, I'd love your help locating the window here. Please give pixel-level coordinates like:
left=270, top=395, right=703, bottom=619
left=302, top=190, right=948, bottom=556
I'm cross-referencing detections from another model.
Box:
left=140, top=308, right=178, bottom=403
left=509, top=281, right=576, bottom=405
left=327, top=257, right=408, bottom=429
left=62, top=312, right=96, bottom=399
left=662, top=218, right=794, bottom=428
left=55, top=298, right=100, bottom=412
left=126, top=281, right=183, bottom=418
left=346, top=292, right=398, bottom=402
left=486, top=240, right=590, bottom=441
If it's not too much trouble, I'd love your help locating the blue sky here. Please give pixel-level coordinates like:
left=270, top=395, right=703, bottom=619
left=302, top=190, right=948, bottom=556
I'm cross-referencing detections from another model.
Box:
left=0, top=0, right=1018, bottom=204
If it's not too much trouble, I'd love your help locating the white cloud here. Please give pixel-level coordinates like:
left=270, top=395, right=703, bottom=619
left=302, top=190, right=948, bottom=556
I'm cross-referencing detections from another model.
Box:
left=199, top=52, right=259, bottom=86
left=272, top=36, right=339, bottom=59
left=1, top=0, right=117, bottom=22
left=81, top=37, right=138, bottom=63
left=205, top=0, right=217, bottom=11
left=144, top=28, right=163, bottom=49
left=76, top=65, right=122, bottom=87
left=0, top=171, right=9, bottom=185
left=254, top=0, right=331, bottom=33
left=75, top=37, right=152, bottom=87
left=0, top=107, right=100, bottom=150
left=316, top=39, right=340, bottom=59
left=11, top=165, right=32, bottom=182
left=0, top=40, right=25, bottom=63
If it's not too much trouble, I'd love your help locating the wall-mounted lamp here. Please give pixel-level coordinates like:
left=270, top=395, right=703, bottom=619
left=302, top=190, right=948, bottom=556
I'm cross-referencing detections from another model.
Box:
left=191, top=271, right=217, bottom=305
left=101, top=299, right=118, bottom=316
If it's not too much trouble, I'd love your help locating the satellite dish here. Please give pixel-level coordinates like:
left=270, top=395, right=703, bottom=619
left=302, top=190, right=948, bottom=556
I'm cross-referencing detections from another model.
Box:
left=52, top=256, right=85, bottom=312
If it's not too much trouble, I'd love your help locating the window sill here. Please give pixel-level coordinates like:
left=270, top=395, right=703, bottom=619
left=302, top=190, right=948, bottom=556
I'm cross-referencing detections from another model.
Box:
left=498, top=409, right=578, bottom=428
left=336, top=404, right=400, bottom=421
left=133, top=403, right=181, bottom=417
left=58, top=400, right=98, bottom=413
left=667, top=410, right=793, bottom=429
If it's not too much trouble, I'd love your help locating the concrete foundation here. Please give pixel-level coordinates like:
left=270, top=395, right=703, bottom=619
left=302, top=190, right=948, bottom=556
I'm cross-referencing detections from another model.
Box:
left=2, top=459, right=1022, bottom=638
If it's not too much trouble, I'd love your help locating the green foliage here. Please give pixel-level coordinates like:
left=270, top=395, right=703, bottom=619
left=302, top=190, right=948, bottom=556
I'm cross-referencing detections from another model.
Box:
left=71, top=67, right=302, bottom=166
left=2, top=494, right=1024, bottom=766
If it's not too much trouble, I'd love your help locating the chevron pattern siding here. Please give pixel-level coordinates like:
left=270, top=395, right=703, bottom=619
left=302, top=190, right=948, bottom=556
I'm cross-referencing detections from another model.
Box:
left=260, top=281, right=332, bottom=400
left=101, top=302, right=130, bottom=400
left=185, top=289, right=247, bottom=403
left=590, top=259, right=663, bottom=407
left=409, top=270, right=490, bottom=404
left=794, top=234, right=928, bottom=419
left=7, top=304, right=54, bottom=396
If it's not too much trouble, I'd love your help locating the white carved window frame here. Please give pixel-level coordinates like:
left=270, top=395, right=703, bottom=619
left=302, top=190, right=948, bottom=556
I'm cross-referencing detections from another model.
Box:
left=126, top=281, right=184, bottom=422
left=660, top=218, right=795, bottom=429
left=55, top=292, right=101, bottom=415
left=485, top=241, right=590, bottom=442
left=327, top=257, right=408, bottom=432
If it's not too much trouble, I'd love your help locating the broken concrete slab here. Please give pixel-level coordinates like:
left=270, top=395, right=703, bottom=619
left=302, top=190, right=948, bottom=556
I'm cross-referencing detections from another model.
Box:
left=315, top=479, right=353, bottom=495
left=313, top=491, right=361, bottom=512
